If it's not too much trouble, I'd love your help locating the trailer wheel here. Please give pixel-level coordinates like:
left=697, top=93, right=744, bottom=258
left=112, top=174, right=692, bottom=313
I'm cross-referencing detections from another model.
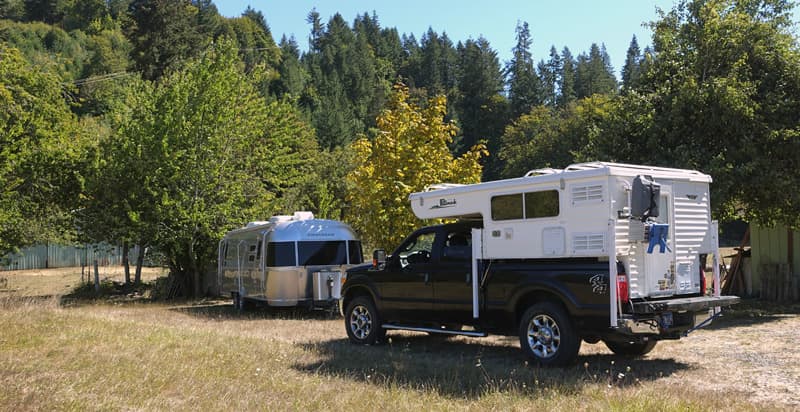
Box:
left=604, top=339, right=657, bottom=357
left=344, top=296, right=385, bottom=345
left=518, top=302, right=580, bottom=366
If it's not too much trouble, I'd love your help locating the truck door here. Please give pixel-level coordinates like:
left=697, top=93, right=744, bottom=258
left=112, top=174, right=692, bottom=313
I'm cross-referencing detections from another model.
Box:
left=378, top=229, right=436, bottom=322
left=432, top=229, right=475, bottom=324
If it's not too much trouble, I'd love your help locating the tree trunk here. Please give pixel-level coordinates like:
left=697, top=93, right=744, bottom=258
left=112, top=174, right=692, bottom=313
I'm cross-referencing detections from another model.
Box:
left=189, top=240, right=201, bottom=298
left=134, top=244, right=144, bottom=285
left=122, top=242, right=131, bottom=285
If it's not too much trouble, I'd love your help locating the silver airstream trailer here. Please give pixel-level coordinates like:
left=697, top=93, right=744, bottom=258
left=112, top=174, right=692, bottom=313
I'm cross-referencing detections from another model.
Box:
left=217, top=212, right=362, bottom=309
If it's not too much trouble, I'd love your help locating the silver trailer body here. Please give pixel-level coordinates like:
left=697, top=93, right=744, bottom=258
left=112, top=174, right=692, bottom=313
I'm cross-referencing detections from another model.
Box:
left=217, top=212, right=362, bottom=308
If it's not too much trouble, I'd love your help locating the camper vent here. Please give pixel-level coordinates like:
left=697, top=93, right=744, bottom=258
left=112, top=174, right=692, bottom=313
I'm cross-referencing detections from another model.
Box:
left=572, top=233, right=606, bottom=254
left=571, top=183, right=604, bottom=204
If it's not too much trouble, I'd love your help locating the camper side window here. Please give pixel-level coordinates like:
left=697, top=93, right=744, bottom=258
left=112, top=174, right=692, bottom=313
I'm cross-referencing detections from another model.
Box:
left=297, top=241, right=348, bottom=266
left=491, top=194, right=523, bottom=221
left=525, top=190, right=559, bottom=218
left=267, top=242, right=297, bottom=267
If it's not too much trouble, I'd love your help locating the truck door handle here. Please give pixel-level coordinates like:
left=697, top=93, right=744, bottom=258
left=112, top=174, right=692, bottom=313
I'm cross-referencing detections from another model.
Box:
left=423, top=273, right=430, bottom=284
left=465, top=273, right=471, bottom=283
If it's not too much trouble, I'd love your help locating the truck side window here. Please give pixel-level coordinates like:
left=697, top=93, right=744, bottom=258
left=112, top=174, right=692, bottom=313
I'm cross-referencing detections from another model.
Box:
left=397, top=232, right=435, bottom=267
left=442, top=232, right=471, bottom=261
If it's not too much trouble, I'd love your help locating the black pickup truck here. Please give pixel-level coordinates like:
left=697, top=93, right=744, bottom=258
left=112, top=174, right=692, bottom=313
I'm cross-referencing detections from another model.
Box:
left=341, top=221, right=738, bottom=366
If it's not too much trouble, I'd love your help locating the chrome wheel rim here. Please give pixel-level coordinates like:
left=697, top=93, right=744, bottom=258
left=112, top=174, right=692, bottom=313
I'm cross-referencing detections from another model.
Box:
left=349, top=304, right=372, bottom=340
left=526, top=314, right=560, bottom=358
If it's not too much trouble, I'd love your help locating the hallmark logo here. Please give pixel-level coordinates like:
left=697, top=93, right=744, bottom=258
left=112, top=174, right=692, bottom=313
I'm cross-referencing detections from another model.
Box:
left=430, top=198, right=456, bottom=209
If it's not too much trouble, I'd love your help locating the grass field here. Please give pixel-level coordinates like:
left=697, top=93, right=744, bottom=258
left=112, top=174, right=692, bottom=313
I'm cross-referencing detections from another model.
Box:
left=1, top=267, right=798, bottom=411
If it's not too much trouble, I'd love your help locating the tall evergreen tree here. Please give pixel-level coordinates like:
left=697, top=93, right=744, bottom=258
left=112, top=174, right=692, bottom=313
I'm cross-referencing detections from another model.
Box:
left=456, top=37, right=508, bottom=179
left=621, top=35, right=642, bottom=93
left=271, top=35, right=307, bottom=99
left=537, top=46, right=561, bottom=107
left=126, top=0, right=202, bottom=80
left=574, top=43, right=617, bottom=98
left=506, top=21, right=540, bottom=117
left=558, top=46, right=577, bottom=107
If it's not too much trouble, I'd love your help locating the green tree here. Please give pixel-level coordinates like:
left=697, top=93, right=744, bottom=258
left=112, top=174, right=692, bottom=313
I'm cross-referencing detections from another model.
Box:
left=537, top=46, right=561, bottom=107
left=126, top=0, right=203, bottom=80
left=0, top=44, right=88, bottom=257
left=498, top=95, right=613, bottom=178
left=620, top=35, right=642, bottom=93
left=558, top=46, right=577, bottom=107
left=96, top=39, right=314, bottom=296
left=575, top=43, right=617, bottom=98
left=592, top=0, right=800, bottom=226
left=506, top=21, right=541, bottom=117
left=455, top=37, right=507, bottom=154
left=347, top=83, right=487, bottom=250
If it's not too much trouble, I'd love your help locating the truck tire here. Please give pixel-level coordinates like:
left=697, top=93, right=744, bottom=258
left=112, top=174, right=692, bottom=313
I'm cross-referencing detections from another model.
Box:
left=604, top=339, right=657, bottom=357
left=344, top=296, right=386, bottom=345
left=518, top=302, right=580, bottom=366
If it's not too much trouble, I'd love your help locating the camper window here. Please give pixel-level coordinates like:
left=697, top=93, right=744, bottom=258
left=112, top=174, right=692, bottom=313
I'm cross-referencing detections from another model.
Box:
left=524, top=190, right=559, bottom=218
left=267, top=242, right=297, bottom=267
left=297, top=241, right=348, bottom=266
left=491, top=194, right=523, bottom=221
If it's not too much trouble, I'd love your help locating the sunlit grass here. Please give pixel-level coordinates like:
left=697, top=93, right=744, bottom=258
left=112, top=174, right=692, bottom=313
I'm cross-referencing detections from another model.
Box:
left=0, top=297, right=773, bottom=411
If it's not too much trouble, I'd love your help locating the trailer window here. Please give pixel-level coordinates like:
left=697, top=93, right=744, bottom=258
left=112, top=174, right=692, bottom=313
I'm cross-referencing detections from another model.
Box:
left=491, top=194, right=523, bottom=221
left=267, top=242, right=297, bottom=267
left=525, top=190, right=559, bottom=218
left=297, top=241, right=348, bottom=266
left=348, top=240, right=363, bottom=264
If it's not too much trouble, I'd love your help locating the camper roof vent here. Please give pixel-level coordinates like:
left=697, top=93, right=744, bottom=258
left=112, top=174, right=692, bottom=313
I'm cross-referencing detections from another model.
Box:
left=524, top=168, right=561, bottom=177
left=424, top=183, right=465, bottom=192
left=246, top=221, right=270, bottom=227
left=292, top=211, right=314, bottom=220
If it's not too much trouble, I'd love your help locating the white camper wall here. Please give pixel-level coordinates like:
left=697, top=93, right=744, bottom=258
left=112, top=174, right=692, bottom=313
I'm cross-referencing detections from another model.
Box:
left=482, top=176, right=614, bottom=259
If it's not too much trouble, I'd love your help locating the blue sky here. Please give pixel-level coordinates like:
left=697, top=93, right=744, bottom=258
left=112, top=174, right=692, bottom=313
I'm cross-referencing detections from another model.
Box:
left=215, top=1, right=679, bottom=76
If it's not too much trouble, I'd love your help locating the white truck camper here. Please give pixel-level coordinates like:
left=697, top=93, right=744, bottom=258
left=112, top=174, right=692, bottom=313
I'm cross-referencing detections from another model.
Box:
left=218, top=212, right=363, bottom=310
left=409, top=162, right=737, bottom=331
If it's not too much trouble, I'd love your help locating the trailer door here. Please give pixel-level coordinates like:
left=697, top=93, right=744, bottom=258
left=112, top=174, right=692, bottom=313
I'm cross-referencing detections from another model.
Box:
left=641, top=188, right=677, bottom=297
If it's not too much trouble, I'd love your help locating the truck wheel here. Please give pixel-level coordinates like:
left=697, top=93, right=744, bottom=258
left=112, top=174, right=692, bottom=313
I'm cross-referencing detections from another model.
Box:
left=344, top=296, right=385, bottom=345
left=518, top=302, right=580, bottom=366
left=604, top=339, right=657, bottom=357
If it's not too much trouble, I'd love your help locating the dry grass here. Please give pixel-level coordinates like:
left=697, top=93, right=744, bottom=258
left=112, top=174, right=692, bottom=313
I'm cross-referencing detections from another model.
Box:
left=0, top=266, right=166, bottom=298
left=0, top=268, right=798, bottom=410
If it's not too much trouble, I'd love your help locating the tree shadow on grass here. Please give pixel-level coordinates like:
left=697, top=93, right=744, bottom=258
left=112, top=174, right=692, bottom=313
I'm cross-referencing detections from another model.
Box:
left=171, top=301, right=340, bottom=322
left=292, top=333, right=691, bottom=399
left=694, top=299, right=800, bottom=332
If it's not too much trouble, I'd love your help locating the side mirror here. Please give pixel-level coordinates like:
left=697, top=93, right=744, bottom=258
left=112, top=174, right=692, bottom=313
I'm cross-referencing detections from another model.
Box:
left=372, top=249, right=386, bottom=268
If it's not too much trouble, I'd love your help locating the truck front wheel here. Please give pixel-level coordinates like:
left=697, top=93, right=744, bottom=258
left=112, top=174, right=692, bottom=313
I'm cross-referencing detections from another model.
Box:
left=344, top=296, right=386, bottom=345
left=604, top=339, right=657, bottom=357
left=518, top=302, right=580, bottom=366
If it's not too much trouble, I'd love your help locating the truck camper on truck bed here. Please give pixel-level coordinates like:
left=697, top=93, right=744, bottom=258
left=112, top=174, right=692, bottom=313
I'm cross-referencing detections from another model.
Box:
left=341, top=162, right=739, bottom=366
left=218, top=212, right=363, bottom=310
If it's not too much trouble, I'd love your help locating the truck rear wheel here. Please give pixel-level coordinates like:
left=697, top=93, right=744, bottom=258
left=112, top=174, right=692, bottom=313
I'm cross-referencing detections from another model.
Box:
left=344, top=296, right=386, bottom=345
left=518, top=302, right=580, bottom=366
left=604, top=339, right=657, bottom=356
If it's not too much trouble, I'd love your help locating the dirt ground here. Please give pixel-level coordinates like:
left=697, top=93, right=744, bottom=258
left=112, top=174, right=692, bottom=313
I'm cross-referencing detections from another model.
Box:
left=1, top=267, right=798, bottom=408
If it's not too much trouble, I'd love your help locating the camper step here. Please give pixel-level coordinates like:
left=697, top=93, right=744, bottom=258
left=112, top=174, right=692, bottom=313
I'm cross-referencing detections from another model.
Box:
left=381, top=324, right=488, bottom=337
